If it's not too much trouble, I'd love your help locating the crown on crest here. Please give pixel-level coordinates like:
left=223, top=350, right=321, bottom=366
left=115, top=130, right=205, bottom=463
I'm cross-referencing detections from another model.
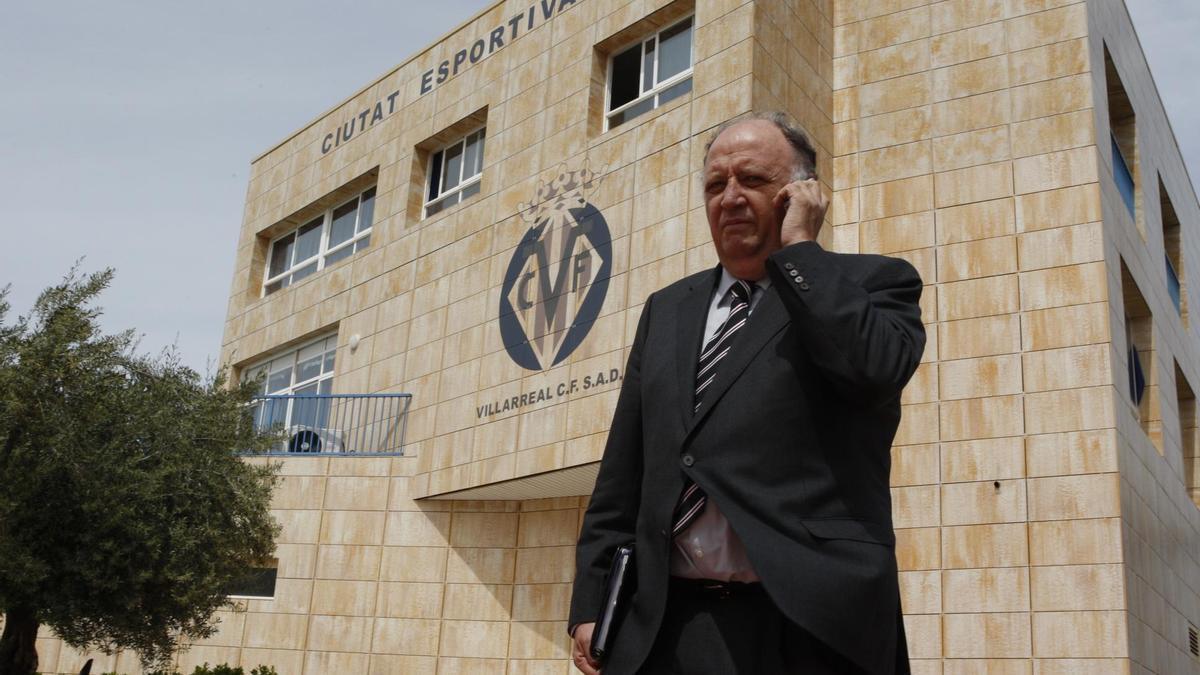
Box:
left=519, top=162, right=605, bottom=223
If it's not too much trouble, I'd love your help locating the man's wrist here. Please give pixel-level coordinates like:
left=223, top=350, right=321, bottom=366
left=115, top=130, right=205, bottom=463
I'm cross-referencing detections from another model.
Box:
left=780, top=232, right=817, bottom=247
left=773, top=239, right=820, bottom=256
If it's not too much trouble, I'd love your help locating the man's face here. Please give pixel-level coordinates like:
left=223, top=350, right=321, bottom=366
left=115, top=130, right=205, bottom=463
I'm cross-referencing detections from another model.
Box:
left=702, top=120, right=796, bottom=280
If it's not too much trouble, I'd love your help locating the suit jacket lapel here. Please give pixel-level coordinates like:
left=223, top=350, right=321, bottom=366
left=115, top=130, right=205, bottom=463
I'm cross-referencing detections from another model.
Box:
left=688, top=284, right=789, bottom=431
left=674, top=267, right=719, bottom=429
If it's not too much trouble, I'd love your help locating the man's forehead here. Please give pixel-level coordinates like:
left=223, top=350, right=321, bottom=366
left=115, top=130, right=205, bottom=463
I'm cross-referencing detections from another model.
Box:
left=703, top=153, right=780, bottom=175
left=703, top=147, right=791, bottom=177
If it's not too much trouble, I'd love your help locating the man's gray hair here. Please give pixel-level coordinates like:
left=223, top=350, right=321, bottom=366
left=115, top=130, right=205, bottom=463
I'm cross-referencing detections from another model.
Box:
left=702, top=111, right=818, bottom=181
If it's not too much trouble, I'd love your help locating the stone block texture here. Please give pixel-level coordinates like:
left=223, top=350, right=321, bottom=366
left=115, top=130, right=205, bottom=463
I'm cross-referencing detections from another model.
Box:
left=31, top=0, right=1200, bottom=672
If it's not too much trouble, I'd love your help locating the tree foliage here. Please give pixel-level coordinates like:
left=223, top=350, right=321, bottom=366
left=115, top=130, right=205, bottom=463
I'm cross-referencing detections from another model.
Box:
left=0, top=269, right=279, bottom=674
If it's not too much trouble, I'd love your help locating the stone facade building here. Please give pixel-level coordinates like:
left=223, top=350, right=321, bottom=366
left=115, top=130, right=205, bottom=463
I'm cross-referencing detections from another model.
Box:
left=32, top=0, right=1200, bottom=672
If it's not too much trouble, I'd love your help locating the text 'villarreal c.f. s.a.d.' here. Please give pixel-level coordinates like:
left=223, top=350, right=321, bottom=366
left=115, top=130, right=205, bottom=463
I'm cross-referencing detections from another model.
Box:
left=478, top=165, right=621, bottom=420
left=499, top=165, right=613, bottom=372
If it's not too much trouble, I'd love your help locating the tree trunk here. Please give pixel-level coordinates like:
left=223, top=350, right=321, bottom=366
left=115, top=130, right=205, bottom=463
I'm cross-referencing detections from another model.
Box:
left=0, top=607, right=39, bottom=675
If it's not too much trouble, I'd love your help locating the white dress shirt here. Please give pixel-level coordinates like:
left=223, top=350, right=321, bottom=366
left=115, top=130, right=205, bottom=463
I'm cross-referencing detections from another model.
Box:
left=669, top=268, right=771, bottom=582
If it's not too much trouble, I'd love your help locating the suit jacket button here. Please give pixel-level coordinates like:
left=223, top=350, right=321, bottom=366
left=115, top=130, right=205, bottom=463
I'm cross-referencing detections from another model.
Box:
left=800, top=282, right=810, bottom=290
left=682, top=454, right=695, bottom=467
left=784, top=262, right=795, bottom=270
left=788, top=269, right=799, bottom=277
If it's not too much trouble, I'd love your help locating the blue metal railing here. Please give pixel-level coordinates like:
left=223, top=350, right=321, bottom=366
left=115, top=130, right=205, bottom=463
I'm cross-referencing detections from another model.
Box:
left=1167, top=255, right=1183, bottom=314
left=245, top=393, right=412, bottom=455
left=1112, top=134, right=1136, bottom=216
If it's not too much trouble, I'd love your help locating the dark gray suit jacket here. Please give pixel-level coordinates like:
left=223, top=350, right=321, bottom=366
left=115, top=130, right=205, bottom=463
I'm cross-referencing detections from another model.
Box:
left=569, top=241, right=926, bottom=674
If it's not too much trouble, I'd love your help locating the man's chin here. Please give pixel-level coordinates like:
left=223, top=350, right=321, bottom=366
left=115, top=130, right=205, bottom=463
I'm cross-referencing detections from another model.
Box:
left=716, top=254, right=768, bottom=280
left=717, top=234, right=761, bottom=255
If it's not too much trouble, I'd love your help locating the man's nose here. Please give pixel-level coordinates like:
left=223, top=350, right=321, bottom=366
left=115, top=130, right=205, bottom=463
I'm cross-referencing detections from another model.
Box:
left=720, top=179, right=746, bottom=208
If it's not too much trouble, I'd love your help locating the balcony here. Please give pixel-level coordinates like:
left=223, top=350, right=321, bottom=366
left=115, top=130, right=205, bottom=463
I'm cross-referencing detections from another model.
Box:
left=1112, top=134, right=1136, bottom=216
left=244, top=393, right=412, bottom=455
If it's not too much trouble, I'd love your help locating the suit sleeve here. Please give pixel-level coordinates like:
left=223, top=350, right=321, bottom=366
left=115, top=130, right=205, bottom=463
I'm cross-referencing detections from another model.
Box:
left=567, top=293, right=653, bottom=633
left=766, top=241, right=925, bottom=407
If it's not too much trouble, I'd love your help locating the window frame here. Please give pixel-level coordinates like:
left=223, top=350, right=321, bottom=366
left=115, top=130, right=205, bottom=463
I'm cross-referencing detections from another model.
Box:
left=244, top=333, right=337, bottom=396
left=423, top=126, right=486, bottom=218
left=1126, top=318, right=1147, bottom=409
left=603, top=14, right=695, bottom=132
left=1160, top=174, right=1186, bottom=322
left=225, top=560, right=279, bottom=601
left=1174, top=362, right=1199, bottom=510
left=262, top=186, right=376, bottom=296
left=1120, top=258, right=1162, bottom=454
left=243, top=333, right=338, bottom=434
left=1105, top=43, right=1144, bottom=239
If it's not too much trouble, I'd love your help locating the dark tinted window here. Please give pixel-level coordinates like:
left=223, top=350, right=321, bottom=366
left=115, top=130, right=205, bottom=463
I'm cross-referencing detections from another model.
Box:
left=609, top=43, right=642, bottom=110
left=225, top=565, right=277, bottom=598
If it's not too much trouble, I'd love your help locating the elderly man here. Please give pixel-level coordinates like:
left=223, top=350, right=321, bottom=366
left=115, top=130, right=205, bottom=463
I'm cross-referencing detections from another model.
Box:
left=567, top=112, right=925, bottom=674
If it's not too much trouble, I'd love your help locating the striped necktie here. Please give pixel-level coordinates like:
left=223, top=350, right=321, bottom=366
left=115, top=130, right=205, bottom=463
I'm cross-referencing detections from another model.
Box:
left=672, top=279, right=754, bottom=537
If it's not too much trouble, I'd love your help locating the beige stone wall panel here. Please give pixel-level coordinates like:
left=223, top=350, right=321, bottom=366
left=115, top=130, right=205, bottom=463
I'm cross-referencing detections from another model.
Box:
left=933, top=124, right=1011, bottom=172
left=892, top=442, right=940, bottom=486
left=943, top=523, right=1030, bottom=569
left=937, top=314, right=1019, bottom=361
left=942, top=437, right=1026, bottom=483
left=933, top=89, right=1012, bottom=137
left=942, top=612, right=1033, bottom=658
left=24, top=0, right=1166, bottom=672
left=942, top=567, right=1031, bottom=613
left=937, top=235, right=1018, bottom=283
left=930, top=0, right=1005, bottom=35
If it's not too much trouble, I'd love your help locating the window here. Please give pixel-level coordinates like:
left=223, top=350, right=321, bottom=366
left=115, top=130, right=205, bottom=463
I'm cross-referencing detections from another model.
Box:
left=1122, top=259, right=1161, bottom=454
left=605, top=15, right=694, bottom=130
left=1176, top=363, right=1198, bottom=508
left=264, top=187, right=375, bottom=295
left=225, top=560, right=278, bottom=600
left=1105, top=45, right=1142, bottom=236
left=425, top=128, right=485, bottom=217
left=244, top=334, right=337, bottom=438
left=1161, top=177, right=1186, bottom=322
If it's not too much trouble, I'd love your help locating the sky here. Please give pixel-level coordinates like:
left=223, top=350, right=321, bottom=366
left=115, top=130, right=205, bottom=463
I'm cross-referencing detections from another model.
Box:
left=0, top=1, right=1197, bottom=375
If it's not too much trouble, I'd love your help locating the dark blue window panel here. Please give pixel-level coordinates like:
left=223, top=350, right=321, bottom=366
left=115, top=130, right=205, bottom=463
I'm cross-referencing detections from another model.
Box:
left=1112, top=134, right=1136, bottom=216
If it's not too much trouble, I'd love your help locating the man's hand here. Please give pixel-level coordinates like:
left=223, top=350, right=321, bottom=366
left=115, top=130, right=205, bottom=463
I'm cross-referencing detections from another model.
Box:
left=774, top=178, right=829, bottom=246
left=571, top=622, right=601, bottom=674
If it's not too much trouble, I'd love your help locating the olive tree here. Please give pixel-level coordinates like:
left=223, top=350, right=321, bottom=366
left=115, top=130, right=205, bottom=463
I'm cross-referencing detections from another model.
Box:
left=0, top=269, right=279, bottom=675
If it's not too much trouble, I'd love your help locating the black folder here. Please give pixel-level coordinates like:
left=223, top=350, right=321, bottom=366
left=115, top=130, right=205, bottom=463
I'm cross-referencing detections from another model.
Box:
left=590, top=543, right=635, bottom=663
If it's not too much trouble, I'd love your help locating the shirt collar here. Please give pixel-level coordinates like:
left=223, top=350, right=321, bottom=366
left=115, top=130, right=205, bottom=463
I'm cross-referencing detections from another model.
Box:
left=715, top=267, right=771, bottom=301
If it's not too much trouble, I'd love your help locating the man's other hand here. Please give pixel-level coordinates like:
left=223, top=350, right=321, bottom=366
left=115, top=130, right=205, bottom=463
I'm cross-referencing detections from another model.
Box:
left=774, top=178, right=829, bottom=246
left=571, top=622, right=601, bottom=674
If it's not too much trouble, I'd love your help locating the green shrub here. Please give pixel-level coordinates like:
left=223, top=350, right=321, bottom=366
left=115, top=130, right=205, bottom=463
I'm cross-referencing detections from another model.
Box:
left=191, top=665, right=242, bottom=675
left=88, top=662, right=276, bottom=675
